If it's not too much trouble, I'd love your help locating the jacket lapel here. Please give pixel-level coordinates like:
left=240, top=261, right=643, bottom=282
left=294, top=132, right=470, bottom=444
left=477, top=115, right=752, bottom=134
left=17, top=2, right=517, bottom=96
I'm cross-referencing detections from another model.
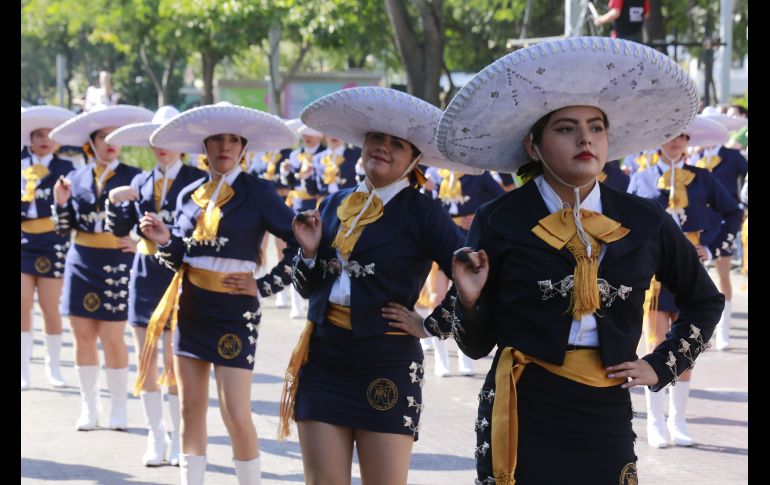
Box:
left=350, top=188, right=412, bottom=255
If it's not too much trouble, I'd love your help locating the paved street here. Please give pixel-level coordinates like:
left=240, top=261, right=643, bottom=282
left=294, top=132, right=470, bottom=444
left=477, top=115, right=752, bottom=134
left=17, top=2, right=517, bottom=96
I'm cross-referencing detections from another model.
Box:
left=21, top=257, right=748, bottom=484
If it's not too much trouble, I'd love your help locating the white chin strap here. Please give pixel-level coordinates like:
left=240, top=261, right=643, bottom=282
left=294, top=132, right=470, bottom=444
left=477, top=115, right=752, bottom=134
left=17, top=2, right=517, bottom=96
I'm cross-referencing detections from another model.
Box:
left=532, top=143, right=595, bottom=257
left=346, top=153, right=423, bottom=239
left=202, top=141, right=248, bottom=217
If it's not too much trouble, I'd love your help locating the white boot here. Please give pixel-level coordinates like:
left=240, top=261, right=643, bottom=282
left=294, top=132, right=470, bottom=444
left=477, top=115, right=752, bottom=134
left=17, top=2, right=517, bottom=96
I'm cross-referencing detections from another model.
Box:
left=432, top=337, right=450, bottom=377
left=167, top=393, right=181, bottom=466
left=715, top=300, right=732, bottom=350
left=74, top=365, right=101, bottom=430
left=233, top=456, right=262, bottom=485
left=644, top=388, right=668, bottom=448
left=289, top=287, right=305, bottom=319
left=44, top=334, right=66, bottom=388
left=140, top=391, right=169, bottom=466
left=457, top=348, right=475, bottom=376
left=105, top=367, right=129, bottom=430
left=180, top=454, right=207, bottom=485
left=274, top=290, right=287, bottom=308
left=667, top=381, right=694, bottom=446
left=21, top=332, right=34, bottom=390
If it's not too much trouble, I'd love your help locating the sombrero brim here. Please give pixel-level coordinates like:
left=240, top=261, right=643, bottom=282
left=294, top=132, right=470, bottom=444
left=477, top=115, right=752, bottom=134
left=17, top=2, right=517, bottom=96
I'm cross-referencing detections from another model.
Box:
left=21, top=106, right=76, bottom=146
left=49, top=105, right=154, bottom=146
left=437, top=37, right=699, bottom=173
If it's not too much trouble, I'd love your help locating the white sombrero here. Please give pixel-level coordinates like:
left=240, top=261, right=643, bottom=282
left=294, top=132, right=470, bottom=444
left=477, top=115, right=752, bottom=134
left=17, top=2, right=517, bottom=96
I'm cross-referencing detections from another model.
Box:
left=700, top=106, right=748, bottom=131
left=21, top=105, right=77, bottom=146
left=301, top=87, right=483, bottom=173
left=684, top=115, right=730, bottom=147
left=437, top=37, right=699, bottom=173
left=150, top=102, right=297, bottom=153
left=285, top=118, right=323, bottom=138
left=49, top=104, right=154, bottom=146
left=105, top=105, right=181, bottom=147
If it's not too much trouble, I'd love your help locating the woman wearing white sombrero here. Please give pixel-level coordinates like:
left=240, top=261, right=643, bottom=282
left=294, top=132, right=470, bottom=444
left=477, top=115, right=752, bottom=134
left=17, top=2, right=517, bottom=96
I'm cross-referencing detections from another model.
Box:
left=137, top=102, right=300, bottom=485
left=49, top=104, right=153, bottom=432
left=279, top=86, right=480, bottom=484
left=103, top=106, right=207, bottom=467
left=21, top=105, right=76, bottom=390
left=628, top=114, right=741, bottom=448
left=692, top=106, right=748, bottom=352
left=436, top=37, right=724, bottom=483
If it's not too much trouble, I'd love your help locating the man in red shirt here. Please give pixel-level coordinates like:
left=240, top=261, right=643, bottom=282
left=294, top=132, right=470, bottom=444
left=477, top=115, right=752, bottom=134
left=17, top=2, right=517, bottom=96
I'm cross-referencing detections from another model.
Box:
left=594, top=0, right=651, bottom=43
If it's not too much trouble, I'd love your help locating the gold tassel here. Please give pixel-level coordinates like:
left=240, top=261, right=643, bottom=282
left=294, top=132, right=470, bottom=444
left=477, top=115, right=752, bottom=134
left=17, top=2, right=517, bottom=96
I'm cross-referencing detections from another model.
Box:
left=643, top=277, right=661, bottom=348
left=413, top=166, right=427, bottom=188
left=134, top=265, right=185, bottom=396
left=565, top=238, right=601, bottom=320
left=278, top=321, right=314, bottom=441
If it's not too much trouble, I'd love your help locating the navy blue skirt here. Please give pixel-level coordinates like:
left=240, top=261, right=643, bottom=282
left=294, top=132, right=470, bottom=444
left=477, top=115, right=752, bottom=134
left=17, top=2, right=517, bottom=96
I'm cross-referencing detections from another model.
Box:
left=21, top=230, right=70, bottom=278
left=60, top=243, right=133, bottom=321
left=295, top=322, right=425, bottom=440
left=474, top=349, right=637, bottom=485
left=128, top=252, right=175, bottom=328
left=174, top=274, right=260, bottom=370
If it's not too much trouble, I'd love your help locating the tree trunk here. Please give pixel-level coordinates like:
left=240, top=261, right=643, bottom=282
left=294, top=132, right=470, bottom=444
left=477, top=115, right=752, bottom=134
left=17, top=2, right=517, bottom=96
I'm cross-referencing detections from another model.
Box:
left=267, top=23, right=282, bottom=115
left=201, top=51, right=219, bottom=105
left=140, top=44, right=165, bottom=108
left=384, top=0, right=444, bottom=106
left=160, top=47, right=178, bottom=108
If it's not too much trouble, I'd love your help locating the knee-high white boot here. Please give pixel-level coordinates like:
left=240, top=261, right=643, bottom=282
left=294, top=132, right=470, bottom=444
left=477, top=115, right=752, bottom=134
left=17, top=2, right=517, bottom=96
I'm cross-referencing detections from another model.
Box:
left=233, top=456, right=262, bottom=485
left=274, top=289, right=287, bottom=308
left=289, top=287, right=305, bottom=319
left=21, top=332, right=34, bottom=390
left=715, top=300, right=732, bottom=350
left=644, top=388, right=668, bottom=448
left=140, top=391, right=169, bottom=466
left=44, top=334, right=66, bottom=388
left=167, top=393, right=181, bottom=466
left=74, top=364, right=101, bottom=430
left=457, top=348, right=475, bottom=376
left=104, top=367, right=129, bottom=430
left=180, top=454, right=207, bottom=485
left=432, top=337, right=450, bottom=377
left=667, top=381, right=694, bottom=446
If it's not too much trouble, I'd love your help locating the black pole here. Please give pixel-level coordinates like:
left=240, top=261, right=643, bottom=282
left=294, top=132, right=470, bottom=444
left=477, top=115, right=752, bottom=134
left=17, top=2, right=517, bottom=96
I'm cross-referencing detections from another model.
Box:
left=703, top=11, right=715, bottom=106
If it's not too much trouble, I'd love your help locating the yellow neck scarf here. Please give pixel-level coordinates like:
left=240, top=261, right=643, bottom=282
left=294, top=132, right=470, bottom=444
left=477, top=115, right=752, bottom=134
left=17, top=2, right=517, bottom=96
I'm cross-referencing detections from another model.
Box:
left=190, top=179, right=235, bottom=241
left=532, top=209, right=629, bottom=319
left=153, top=177, right=174, bottom=213
left=438, top=169, right=465, bottom=203
left=321, top=154, right=345, bottom=185
left=596, top=170, right=608, bottom=183
left=262, top=152, right=281, bottom=179
left=657, top=165, right=695, bottom=209
left=93, top=163, right=115, bottom=198
left=331, top=191, right=384, bottom=259
left=695, top=154, right=722, bottom=171
left=21, top=163, right=49, bottom=202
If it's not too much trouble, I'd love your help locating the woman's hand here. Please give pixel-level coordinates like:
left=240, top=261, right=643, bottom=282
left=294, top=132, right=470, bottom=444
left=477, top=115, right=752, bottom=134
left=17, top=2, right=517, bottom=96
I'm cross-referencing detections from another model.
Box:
left=138, top=212, right=171, bottom=246
left=382, top=302, right=429, bottom=338
left=53, top=175, right=72, bottom=206
left=108, top=186, right=138, bottom=204
left=451, top=247, right=489, bottom=310
left=292, top=210, right=322, bottom=260
left=221, top=273, right=258, bottom=297
left=606, top=359, right=659, bottom=389
left=117, top=236, right=137, bottom=254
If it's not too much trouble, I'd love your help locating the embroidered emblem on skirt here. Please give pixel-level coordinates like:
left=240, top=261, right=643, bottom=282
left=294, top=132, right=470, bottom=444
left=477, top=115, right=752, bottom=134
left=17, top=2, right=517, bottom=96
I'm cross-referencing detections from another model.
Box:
left=34, top=256, right=51, bottom=274
left=619, top=462, right=638, bottom=485
left=367, top=378, right=399, bottom=411
left=217, top=333, right=243, bottom=359
left=83, top=292, right=101, bottom=312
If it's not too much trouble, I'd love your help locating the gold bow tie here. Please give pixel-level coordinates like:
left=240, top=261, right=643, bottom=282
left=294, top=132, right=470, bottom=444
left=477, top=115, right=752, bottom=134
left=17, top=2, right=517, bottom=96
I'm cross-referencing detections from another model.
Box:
left=438, top=169, right=466, bottom=203
left=153, top=177, right=174, bottom=213
left=191, top=180, right=235, bottom=241
left=321, top=155, right=345, bottom=185
left=695, top=154, right=722, bottom=172
left=262, top=152, right=281, bottom=179
left=597, top=170, right=608, bottom=183
left=93, top=164, right=115, bottom=197
left=332, top=191, right=384, bottom=260
left=21, top=164, right=49, bottom=202
left=657, top=167, right=695, bottom=210
left=532, top=208, right=629, bottom=319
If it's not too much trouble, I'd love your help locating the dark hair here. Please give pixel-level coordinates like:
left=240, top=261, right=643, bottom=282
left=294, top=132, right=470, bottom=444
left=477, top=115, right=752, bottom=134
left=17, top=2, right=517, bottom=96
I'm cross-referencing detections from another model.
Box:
left=729, top=104, right=748, bottom=118
left=203, top=134, right=248, bottom=147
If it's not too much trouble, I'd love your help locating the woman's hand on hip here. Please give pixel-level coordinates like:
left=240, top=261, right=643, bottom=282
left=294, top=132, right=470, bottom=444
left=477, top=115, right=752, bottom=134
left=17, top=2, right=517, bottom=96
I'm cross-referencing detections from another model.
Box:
left=606, top=359, right=660, bottom=389
left=382, top=302, right=429, bottom=338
